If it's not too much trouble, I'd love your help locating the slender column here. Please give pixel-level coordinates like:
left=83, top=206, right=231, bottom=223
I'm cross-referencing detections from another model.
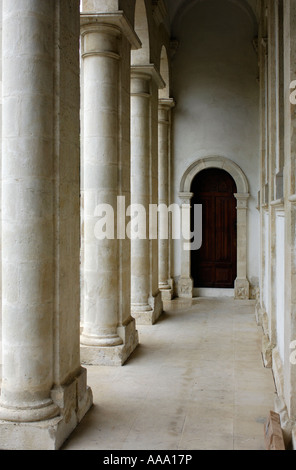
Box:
left=130, top=65, right=164, bottom=324
left=130, top=72, right=151, bottom=317
left=234, top=193, right=250, bottom=299
left=80, top=14, right=140, bottom=365
left=0, top=0, right=92, bottom=450
left=178, top=192, right=194, bottom=298
left=158, top=98, right=175, bottom=300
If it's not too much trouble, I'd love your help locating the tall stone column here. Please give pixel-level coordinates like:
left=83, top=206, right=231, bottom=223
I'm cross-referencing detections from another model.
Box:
left=0, top=0, right=92, bottom=450
left=130, top=65, right=164, bottom=324
left=80, top=14, right=140, bottom=365
left=158, top=98, right=175, bottom=300
left=234, top=193, right=250, bottom=300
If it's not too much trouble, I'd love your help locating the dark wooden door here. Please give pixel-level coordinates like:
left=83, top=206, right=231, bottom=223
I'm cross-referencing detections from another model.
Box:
left=191, top=168, right=237, bottom=288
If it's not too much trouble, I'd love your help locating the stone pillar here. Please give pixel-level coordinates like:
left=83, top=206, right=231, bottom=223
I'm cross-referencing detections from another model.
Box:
left=234, top=193, right=250, bottom=299
left=0, top=0, right=92, bottom=450
left=80, top=14, right=140, bottom=365
left=178, top=192, right=194, bottom=298
left=158, top=98, right=175, bottom=301
left=130, top=65, right=164, bottom=324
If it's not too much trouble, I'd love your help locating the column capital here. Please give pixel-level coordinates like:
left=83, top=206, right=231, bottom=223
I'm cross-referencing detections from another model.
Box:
left=158, top=98, right=176, bottom=109
left=178, top=191, right=194, bottom=204
left=131, top=64, right=166, bottom=90
left=80, top=12, right=141, bottom=50
left=158, top=98, right=175, bottom=124
left=234, top=192, right=250, bottom=209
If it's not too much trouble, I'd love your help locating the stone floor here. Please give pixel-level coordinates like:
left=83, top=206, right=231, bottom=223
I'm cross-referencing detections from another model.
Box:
left=62, top=297, right=276, bottom=451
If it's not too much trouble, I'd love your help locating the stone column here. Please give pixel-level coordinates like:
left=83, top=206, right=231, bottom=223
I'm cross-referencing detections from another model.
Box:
left=178, top=192, right=194, bottom=298
left=158, top=98, right=175, bottom=300
left=80, top=14, right=140, bottom=365
left=130, top=65, right=164, bottom=324
left=0, top=0, right=92, bottom=450
left=234, top=193, right=250, bottom=299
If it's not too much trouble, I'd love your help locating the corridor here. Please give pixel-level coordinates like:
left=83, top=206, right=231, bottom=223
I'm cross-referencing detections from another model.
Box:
left=62, top=297, right=276, bottom=451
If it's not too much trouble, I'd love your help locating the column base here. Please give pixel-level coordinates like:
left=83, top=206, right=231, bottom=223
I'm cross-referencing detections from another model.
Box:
left=262, top=333, right=273, bottom=368
left=177, top=277, right=193, bottom=298
left=255, top=302, right=264, bottom=326
left=0, top=399, right=59, bottom=423
left=160, top=287, right=173, bottom=301
left=80, top=316, right=139, bottom=366
left=132, top=291, right=163, bottom=325
left=0, top=367, right=93, bottom=450
left=80, top=332, right=123, bottom=347
left=274, top=395, right=293, bottom=449
left=234, top=278, right=250, bottom=300
left=159, top=278, right=174, bottom=301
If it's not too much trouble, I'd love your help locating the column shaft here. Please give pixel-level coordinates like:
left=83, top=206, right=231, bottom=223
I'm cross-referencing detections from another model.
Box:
left=158, top=99, right=174, bottom=299
left=130, top=74, right=152, bottom=314
left=178, top=192, right=194, bottom=298
left=130, top=65, right=164, bottom=324
left=234, top=193, right=250, bottom=300
left=0, top=0, right=58, bottom=421
left=80, top=14, right=140, bottom=365
left=81, top=24, right=123, bottom=348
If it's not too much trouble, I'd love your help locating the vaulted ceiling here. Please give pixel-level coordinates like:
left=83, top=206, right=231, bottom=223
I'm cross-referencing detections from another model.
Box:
left=164, top=0, right=260, bottom=35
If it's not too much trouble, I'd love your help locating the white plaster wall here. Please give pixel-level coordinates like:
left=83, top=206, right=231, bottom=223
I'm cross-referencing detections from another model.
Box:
left=170, top=0, right=260, bottom=288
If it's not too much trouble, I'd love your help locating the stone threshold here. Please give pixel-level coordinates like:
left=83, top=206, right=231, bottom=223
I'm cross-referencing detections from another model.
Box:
left=193, top=287, right=235, bottom=298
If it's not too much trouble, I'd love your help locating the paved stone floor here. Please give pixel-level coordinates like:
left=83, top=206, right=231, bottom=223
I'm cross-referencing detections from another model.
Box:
left=62, top=297, right=276, bottom=451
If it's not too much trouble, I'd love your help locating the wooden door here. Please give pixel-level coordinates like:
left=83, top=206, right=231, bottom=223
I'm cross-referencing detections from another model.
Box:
left=191, top=168, right=237, bottom=288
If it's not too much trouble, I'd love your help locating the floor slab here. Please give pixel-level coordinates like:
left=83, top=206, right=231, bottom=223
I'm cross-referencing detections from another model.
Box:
left=62, top=297, right=276, bottom=451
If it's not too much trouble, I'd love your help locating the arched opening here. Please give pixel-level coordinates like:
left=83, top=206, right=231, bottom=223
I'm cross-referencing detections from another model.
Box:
left=132, top=0, right=150, bottom=65
left=179, top=156, right=249, bottom=299
left=191, top=168, right=237, bottom=289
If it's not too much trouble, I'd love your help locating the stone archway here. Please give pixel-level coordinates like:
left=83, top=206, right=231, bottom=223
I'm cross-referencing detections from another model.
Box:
left=178, top=156, right=250, bottom=300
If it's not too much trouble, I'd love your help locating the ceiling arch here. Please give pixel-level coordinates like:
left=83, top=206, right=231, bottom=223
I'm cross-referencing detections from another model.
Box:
left=165, top=0, right=259, bottom=36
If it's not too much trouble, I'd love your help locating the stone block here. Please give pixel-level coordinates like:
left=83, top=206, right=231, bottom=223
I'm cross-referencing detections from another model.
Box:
left=264, top=411, right=285, bottom=450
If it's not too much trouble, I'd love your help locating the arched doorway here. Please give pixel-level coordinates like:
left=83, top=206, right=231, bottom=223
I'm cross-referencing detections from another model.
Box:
left=191, top=168, right=237, bottom=288
left=178, top=156, right=250, bottom=300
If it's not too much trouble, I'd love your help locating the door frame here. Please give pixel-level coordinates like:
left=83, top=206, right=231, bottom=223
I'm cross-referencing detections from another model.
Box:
left=178, top=156, right=250, bottom=300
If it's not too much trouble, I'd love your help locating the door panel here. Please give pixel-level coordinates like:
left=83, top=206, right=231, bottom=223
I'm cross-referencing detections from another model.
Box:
left=191, top=168, right=237, bottom=288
